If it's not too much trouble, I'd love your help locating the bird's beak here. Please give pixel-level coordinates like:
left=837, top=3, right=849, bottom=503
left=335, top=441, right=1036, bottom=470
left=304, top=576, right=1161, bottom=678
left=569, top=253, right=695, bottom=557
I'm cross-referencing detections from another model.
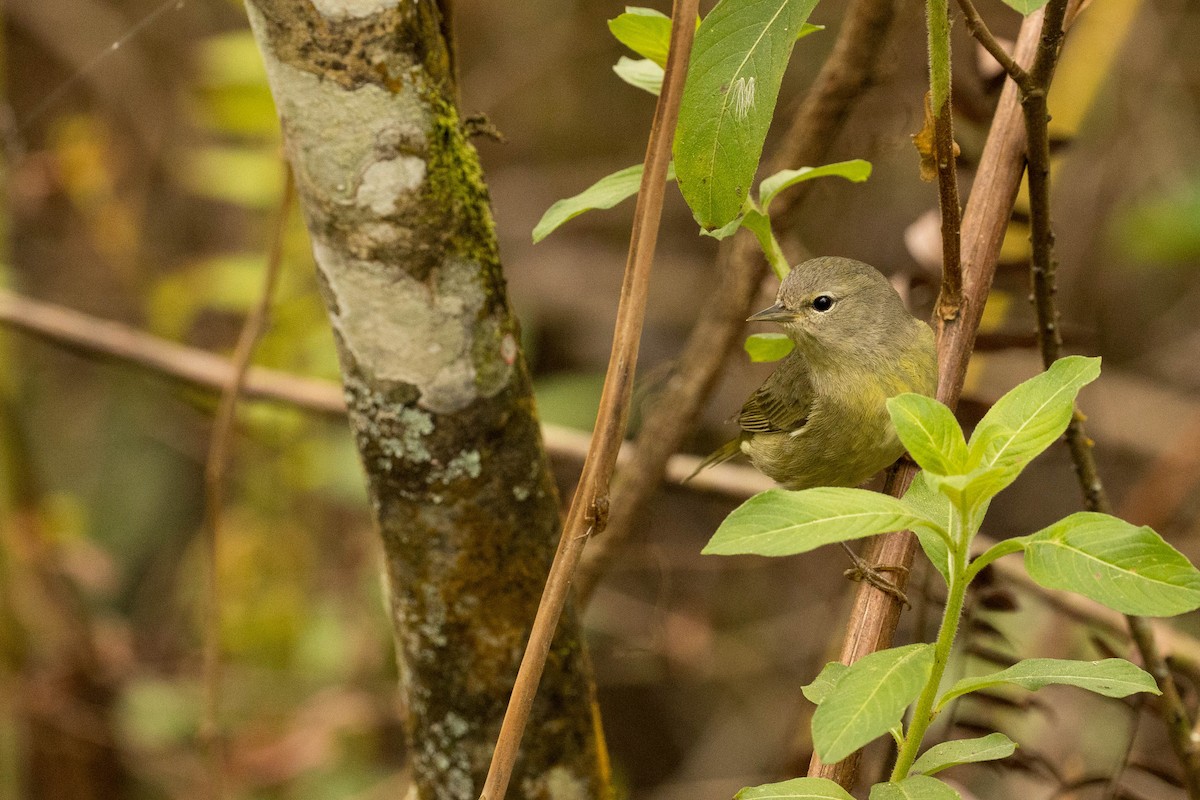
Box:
left=747, top=302, right=793, bottom=323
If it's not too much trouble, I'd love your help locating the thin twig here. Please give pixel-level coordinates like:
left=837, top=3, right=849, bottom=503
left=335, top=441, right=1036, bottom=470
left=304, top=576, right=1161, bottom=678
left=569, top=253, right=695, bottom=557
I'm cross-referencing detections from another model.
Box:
left=199, top=166, right=294, bottom=800
left=478, top=3, right=697, bottom=797
left=955, top=0, right=1031, bottom=89
left=0, top=286, right=346, bottom=417
left=1013, top=0, right=1200, bottom=792
left=575, top=0, right=900, bottom=606
left=926, top=0, right=964, bottom=322
left=0, top=284, right=776, bottom=497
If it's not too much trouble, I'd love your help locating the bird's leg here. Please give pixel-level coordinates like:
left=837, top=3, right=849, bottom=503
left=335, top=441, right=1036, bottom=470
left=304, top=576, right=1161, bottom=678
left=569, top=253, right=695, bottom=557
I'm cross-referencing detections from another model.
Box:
left=840, top=459, right=911, bottom=604
left=839, top=541, right=910, bottom=606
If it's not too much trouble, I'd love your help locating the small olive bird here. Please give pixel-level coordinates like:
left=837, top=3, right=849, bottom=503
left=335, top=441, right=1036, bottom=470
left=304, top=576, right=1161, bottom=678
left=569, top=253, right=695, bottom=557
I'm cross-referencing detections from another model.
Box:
left=697, top=255, right=938, bottom=490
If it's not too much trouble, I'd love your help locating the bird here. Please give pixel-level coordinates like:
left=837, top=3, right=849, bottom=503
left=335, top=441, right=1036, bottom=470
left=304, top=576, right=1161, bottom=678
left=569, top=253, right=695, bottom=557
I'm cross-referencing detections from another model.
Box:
left=695, top=256, right=938, bottom=491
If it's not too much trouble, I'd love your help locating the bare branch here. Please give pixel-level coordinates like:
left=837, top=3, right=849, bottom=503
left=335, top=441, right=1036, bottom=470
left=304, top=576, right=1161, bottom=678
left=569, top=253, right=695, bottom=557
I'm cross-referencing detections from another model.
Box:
left=479, top=2, right=699, bottom=797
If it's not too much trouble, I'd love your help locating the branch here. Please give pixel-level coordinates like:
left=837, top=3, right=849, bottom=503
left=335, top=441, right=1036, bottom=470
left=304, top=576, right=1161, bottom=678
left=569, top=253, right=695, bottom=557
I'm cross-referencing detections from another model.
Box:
left=1018, top=0, right=1200, bottom=792
left=955, top=0, right=1031, bottom=90
left=927, top=0, right=964, bottom=322
left=199, top=166, right=293, bottom=800
left=808, top=6, right=1049, bottom=785
left=478, top=2, right=698, bottom=797
left=575, top=0, right=900, bottom=606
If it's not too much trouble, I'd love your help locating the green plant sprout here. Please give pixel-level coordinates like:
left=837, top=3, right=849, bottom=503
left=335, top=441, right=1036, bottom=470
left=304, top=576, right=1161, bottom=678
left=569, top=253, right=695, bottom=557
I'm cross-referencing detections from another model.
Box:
left=704, top=356, right=1200, bottom=799
left=532, top=2, right=865, bottom=365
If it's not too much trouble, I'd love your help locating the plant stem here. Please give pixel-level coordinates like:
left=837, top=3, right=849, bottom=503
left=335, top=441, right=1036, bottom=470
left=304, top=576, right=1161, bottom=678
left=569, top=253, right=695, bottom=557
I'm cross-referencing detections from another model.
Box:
left=890, top=526, right=969, bottom=780
left=478, top=3, right=698, bottom=796
left=1014, top=0, right=1200, bottom=792
left=926, top=0, right=951, bottom=112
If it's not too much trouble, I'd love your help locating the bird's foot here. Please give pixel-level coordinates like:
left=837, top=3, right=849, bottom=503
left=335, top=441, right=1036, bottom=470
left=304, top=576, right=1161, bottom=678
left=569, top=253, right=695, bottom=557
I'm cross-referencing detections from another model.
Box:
left=839, top=542, right=910, bottom=606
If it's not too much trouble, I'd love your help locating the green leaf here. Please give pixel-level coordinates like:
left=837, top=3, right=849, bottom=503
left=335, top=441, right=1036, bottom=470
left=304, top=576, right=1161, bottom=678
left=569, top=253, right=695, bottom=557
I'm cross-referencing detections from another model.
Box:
left=608, top=8, right=672, bottom=67
left=532, top=162, right=677, bottom=243
left=796, top=22, right=824, bottom=39
left=736, top=777, right=855, bottom=800
left=745, top=332, right=794, bottom=362
left=703, top=488, right=942, bottom=557
left=966, top=355, right=1100, bottom=495
left=926, top=467, right=1009, bottom=517
left=700, top=215, right=747, bottom=240
left=886, top=394, right=968, bottom=476
left=939, top=658, right=1160, bottom=709
left=613, top=56, right=663, bottom=95
left=802, top=662, right=848, bottom=705
left=759, top=160, right=873, bottom=213
left=910, top=733, right=1017, bottom=776
left=812, top=644, right=935, bottom=764
left=674, top=0, right=820, bottom=228
left=1023, top=512, right=1200, bottom=616
left=998, top=0, right=1050, bottom=14
left=869, top=776, right=961, bottom=800
left=900, top=473, right=954, bottom=582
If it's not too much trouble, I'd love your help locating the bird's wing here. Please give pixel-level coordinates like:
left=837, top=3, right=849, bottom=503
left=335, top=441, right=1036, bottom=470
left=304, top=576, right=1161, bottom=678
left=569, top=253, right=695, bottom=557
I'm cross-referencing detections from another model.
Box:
left=738, top=360, right=814, bottom=435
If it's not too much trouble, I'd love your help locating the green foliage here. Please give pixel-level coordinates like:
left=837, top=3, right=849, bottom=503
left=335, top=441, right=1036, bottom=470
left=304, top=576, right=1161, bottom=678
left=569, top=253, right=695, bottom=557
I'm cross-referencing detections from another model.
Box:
left=758, top=160, right=873, bottom=213
left=703, top=487, right=943, bottom=557
left=801, top=662, right=847, bottom=705
left=999, top=0, right=1051, bottom=14
left=532, top=163, right=677, bottom=243
left=674, top=0, right=820, bottom=228
left=938, top=658, right=1161, bottom=709
left=608, top=7, right=674, bottom=67
left=811, top=644, right=934, bottom=763
left=910, top=733, right=1017, bottom=776
left=705, top=357, right=1198, bottom=792
left=613, top=56, right=664, bottom=95
left=869, top=776, right=961, bottom=800
left=744, top=332, right=794, bottom=362
left=735, top=777, right=854, bottom=800
left=1020, top=513, right=1200, bottom=616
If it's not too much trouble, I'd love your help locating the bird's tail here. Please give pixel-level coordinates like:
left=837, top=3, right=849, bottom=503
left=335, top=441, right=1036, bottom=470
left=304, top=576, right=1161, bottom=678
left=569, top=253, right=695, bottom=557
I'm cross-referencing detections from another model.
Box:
left=684, top=439, right=742, bottom=483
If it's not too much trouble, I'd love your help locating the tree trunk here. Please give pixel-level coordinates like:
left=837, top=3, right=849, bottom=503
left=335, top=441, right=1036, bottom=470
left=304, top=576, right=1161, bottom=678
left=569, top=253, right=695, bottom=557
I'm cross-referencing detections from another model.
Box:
left=243, top=3, right=610, bottom=798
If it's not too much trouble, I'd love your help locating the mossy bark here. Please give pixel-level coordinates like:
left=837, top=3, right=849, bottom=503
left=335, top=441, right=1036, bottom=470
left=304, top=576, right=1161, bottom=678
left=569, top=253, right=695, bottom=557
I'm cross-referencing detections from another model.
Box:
left=243, top=2, right=609, bottom=798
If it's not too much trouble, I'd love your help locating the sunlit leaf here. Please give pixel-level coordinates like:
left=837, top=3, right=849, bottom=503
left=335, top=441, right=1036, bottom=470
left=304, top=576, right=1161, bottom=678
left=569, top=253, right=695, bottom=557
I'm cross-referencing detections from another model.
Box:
left=999, top=0, right=1050, bottom=14
left=758, top=160, right=872, bottom=212
left=1023, top=512, right=1200, bottom=616
left=966, top=355, right=1100, bottom=497
left=532, top=162, right=677, bottom=242
left=939, top=658, right=1160, bottom=708
left=674, top=0, right=820, bottom=227
left=736, top=777, right=855, bottom=800
left=613, top=56, right=663, bottom=95
left=812, top=644, right=934, bottom=764
left=744, top=332, right=794, bottom=362
left=703, top=488, right=943, bottom=557
left=886, top=394, right=967, bottom=477
left=910, top=733, right=1017, bottom=776
left=802, top=662, right=847, bottom=705
left=869, top=776, right=961, bottom=800
left=608, top=7, right=672, bottom=67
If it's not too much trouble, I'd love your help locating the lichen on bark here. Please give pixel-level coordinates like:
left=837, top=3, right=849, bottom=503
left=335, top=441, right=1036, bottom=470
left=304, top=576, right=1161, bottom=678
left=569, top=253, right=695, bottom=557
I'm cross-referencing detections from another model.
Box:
left=244, top=1, right=610, bottom=797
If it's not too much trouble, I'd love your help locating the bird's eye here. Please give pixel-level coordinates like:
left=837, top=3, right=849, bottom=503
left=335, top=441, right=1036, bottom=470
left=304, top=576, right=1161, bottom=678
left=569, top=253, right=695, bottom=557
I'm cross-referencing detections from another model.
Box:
left=812, top=295, right=834, bottom=312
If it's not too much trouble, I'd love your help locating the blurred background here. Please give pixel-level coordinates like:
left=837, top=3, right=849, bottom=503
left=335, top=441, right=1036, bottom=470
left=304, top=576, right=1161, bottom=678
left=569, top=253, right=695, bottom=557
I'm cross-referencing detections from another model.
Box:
left=2, top=0, right=1199, bottom=797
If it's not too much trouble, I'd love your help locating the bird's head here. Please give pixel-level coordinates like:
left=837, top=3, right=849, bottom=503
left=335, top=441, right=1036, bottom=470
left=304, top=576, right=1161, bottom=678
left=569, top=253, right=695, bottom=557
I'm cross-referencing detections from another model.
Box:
left=747, top=256, right=912, bottom=362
